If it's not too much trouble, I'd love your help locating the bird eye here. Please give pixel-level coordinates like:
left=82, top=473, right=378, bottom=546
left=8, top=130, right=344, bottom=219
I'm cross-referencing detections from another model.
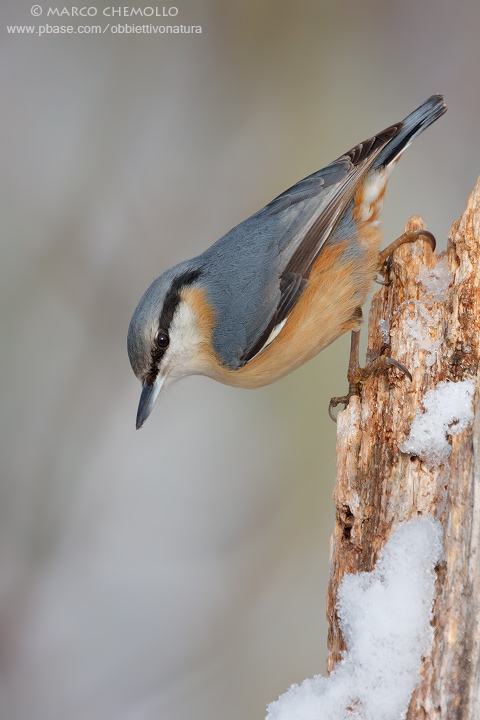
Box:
left=155, top=331, right=169, bottom=349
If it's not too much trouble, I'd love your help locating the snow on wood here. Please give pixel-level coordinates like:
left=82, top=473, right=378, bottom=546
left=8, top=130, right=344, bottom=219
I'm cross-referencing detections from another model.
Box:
left=328, top=179, right=480, bottom=719
left=266, top=518, right=442, bottom=720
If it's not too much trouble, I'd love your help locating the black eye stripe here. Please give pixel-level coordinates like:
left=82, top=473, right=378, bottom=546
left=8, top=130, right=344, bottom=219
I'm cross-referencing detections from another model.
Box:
left=159, top=269, right=201, bottom=332
left=147, top=331, right=169, bottom=383
left=146, top=269, right=201, bottom=386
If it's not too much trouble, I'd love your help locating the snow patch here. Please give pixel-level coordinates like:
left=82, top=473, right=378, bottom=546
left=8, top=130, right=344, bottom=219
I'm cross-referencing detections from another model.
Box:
left=402, top=302, right=441, bottom=369
left=416, top=256, right=453, bottom=302
left=399, top=380, right=475, bottom=466
left=267, top=517, right=443, bottom=720
left=378, top=318, right=390, bottom=344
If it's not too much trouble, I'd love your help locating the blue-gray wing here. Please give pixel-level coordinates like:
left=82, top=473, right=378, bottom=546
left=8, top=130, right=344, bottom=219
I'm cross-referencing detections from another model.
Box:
left=200, top=122, right=402, bottom=369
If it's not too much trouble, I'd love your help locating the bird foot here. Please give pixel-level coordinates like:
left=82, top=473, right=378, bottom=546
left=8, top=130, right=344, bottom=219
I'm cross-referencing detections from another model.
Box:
left=376, top=228, right=436, bottom=283
left=328, top=331, right=412, bottom=422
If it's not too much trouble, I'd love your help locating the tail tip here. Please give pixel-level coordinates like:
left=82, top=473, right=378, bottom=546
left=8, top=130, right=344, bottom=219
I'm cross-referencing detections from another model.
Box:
left=425, top=93, right=447, bottom=115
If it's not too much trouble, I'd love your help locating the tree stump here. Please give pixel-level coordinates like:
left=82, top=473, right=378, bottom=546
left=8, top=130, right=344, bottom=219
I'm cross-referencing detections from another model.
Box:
left=327, top=178, right=480, bottom=719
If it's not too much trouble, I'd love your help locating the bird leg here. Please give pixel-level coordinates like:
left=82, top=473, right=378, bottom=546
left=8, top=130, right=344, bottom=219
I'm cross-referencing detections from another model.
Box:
left=328, top=330, right=412, bottom=422
left=328, top=228, right=432, bottom=420
left=377, top=229, right=436, bottom=280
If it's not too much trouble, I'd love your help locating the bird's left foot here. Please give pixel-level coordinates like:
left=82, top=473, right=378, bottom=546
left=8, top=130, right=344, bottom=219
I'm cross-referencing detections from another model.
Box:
left=328, top=330, right=411, bottom=422
left=377, top=228, right=436, bottom=281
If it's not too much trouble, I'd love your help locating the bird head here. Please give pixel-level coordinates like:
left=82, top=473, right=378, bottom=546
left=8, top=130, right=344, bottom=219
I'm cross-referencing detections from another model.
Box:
left=127, top=264, right=212, bottom=429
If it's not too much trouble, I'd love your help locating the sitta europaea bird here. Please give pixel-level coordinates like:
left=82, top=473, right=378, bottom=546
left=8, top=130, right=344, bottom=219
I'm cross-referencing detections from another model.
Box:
left=128, top=95, right=446, bottom=428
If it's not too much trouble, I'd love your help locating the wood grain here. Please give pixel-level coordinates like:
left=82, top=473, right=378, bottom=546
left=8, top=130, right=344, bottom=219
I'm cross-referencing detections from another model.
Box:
left=327, top=178, right=480, bottom=719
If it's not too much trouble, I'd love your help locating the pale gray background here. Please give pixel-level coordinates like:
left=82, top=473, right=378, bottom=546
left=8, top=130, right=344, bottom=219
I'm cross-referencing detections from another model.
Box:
left=1, top=1, right=478, bottom=718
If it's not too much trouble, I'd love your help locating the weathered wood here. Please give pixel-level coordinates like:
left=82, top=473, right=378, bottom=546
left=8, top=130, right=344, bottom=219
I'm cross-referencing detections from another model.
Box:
left=327, top=178, right=480, bottom=719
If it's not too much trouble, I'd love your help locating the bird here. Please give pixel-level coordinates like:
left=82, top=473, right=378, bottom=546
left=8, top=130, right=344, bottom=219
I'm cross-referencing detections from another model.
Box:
left=128, top=94, right=446, bottom=429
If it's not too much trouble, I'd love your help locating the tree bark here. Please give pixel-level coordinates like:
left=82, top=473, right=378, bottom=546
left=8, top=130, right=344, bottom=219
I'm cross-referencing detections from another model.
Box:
left=327, top=177, right=480, bottom=719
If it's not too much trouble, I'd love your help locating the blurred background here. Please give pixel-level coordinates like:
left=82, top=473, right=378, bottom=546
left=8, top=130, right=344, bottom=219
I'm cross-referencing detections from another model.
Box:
left=0, top=0, right=479, bottom=718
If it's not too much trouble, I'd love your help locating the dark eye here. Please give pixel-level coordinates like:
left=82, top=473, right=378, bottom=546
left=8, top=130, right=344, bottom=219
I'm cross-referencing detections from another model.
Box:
left=155, top=331, right=169, bottom=349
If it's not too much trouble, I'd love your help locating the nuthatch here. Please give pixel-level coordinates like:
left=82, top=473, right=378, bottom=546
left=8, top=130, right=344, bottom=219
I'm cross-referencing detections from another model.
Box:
left=128, top=95, right=446, bottom=428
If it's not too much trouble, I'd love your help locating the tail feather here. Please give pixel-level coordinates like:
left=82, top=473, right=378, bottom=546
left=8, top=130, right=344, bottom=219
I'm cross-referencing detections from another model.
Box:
left=374, top=94, right=447, bottom=169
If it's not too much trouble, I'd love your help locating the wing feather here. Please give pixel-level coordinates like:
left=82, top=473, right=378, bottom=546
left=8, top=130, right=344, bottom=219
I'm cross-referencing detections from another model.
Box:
left=235, top=123, right=401, bottom=364
left=204, top=122, right=403, bottom=368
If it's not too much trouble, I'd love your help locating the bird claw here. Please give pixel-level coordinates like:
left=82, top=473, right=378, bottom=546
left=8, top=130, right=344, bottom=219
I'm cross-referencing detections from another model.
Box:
left=378, top=229, right=436, bottom=277
left=328, top=393, right=354, bottom=422
left=328, top=330, right=412, bottom=422
left=417, top=229, right=436, bottom=252
left=384, top=356, right=412, bottom=382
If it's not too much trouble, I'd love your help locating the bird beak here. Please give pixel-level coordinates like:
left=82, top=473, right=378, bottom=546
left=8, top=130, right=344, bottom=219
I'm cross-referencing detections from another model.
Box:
left=136, top=374, right=165, bottom=429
